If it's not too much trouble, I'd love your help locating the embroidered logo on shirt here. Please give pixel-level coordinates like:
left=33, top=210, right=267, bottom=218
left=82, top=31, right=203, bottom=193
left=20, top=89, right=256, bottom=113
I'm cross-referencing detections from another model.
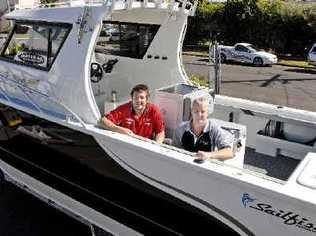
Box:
left=124, top=118, right=134, bottom=125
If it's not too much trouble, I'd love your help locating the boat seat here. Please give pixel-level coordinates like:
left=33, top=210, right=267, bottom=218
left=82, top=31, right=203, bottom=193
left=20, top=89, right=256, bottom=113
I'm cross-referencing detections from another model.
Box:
left=164, top=119, right=246, bottom=169
left=297, top=153, right=316, bottom=190
left=213, top=119, right=247, bottom=169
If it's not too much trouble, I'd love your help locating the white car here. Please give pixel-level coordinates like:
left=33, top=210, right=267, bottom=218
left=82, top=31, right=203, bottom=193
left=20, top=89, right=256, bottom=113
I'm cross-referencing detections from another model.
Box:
left=212, top=43, right=278, bottom=66
left=308, top=43, right=316, bottom=66
left=109, top=31, right=120, bottom=41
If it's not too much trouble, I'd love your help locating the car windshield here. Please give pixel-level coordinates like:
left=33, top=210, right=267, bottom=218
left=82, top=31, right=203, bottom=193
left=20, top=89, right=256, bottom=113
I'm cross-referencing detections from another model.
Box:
left=311, top=46, right=316, bottom=53
left=248, top=44, right=259, bottom=52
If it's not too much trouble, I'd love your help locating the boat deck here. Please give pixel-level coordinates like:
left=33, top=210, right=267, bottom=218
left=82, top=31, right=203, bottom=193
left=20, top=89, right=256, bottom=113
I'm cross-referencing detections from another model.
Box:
left=243, top=147, right=299, bottom=181
left=23, top=124, right=300, bottom=182
left=4, top=117, right=301, bottom=185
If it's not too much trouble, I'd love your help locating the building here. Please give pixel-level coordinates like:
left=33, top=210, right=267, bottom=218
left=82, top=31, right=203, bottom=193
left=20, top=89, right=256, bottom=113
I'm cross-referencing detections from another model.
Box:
left=14, top=0, right=40, bottom=9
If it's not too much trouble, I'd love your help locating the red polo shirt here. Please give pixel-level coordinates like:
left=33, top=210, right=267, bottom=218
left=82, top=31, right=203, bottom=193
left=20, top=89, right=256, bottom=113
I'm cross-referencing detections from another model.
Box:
left=104, top=102, right=165, bottom=139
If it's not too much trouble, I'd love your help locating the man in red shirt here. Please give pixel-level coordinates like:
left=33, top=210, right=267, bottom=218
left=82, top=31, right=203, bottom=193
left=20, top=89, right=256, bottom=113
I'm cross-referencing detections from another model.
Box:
left=101, top=84, right=165, bottom=144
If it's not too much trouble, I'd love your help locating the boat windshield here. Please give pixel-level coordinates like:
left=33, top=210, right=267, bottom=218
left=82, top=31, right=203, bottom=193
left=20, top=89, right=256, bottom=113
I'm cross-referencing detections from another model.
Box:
left=0, top=21, right=71, bottom=70
left=95, top=21, right=160, bottom=59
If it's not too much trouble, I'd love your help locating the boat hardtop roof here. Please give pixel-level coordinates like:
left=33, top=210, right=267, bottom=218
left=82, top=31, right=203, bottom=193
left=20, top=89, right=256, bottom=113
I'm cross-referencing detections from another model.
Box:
left=5, top=0, right=196, bottom=23
left=4, top=6, right=105, bottom=23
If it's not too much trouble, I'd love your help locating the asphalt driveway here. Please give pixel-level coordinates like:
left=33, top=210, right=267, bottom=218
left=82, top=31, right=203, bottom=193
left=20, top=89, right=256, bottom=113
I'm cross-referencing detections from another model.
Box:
left=183, top=55, right=316, bottom=112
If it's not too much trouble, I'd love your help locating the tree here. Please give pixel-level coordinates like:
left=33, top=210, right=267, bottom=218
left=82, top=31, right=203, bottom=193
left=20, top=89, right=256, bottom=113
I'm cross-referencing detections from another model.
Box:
left=40, top=0, right=57, bottom=7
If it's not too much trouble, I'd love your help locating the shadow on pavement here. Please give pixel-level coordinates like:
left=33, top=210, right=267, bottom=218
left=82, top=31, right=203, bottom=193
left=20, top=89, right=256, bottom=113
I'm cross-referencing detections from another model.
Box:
left=222, top=77, right=316, bottom=85
left=284, top=68, right=316, bottom=74
left=197, top=58, right=209, bottom=63
left=195, top=59, right=272, bottom=68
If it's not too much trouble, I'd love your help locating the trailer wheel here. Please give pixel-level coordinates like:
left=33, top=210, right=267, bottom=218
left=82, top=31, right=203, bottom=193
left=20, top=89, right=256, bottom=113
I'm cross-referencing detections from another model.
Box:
left=253, top=57, right=263, bottom=66
left=220, top=53, right=226, bottom=63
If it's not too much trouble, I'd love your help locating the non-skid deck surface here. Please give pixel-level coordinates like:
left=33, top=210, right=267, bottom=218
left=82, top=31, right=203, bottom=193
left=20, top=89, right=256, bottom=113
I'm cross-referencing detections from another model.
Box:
left=244, top=147, right=300, bottom=181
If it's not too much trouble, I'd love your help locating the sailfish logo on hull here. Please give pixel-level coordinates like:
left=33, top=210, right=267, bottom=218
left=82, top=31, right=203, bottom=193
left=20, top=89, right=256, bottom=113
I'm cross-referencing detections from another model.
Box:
left=241, top=193, right=255, bottom=207
left=241, top=193, right=316, bottom=234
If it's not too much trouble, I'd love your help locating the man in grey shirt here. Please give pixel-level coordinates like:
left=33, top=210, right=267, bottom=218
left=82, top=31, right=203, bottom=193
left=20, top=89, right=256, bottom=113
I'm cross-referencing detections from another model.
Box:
left=173, top=96, right=233, bottom=162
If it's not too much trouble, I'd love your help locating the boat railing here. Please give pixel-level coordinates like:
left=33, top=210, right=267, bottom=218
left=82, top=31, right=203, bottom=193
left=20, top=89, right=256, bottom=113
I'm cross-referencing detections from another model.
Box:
left=110, top=0, right=197, bottom=15
left=0, top=74, right=87, bottom=128
left=15, top=0, right=197, bottom=16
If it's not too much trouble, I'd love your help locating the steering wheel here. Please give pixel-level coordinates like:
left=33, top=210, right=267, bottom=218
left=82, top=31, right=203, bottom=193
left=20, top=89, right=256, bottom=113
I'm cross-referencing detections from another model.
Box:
left=90, top=62, right=103, bottom=83
left=102, top=59, right=118, bottom=73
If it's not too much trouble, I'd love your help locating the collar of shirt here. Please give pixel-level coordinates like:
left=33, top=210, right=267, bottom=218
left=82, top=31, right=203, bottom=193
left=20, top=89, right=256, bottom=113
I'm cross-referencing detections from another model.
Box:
left=129, top=102, right=149, bottom=116
left=184, top=119, right=211, bottom=143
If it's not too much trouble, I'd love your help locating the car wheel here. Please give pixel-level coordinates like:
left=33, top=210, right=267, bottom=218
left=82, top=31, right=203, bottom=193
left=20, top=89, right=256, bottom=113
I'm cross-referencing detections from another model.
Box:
left=220, top=53, right=226, bottom=63
left=253, top=57, right=263, bottom=66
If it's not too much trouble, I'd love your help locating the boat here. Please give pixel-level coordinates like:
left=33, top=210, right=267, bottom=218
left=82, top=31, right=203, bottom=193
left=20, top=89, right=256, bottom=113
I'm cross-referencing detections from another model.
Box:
left=0, top=0, right=315, bottom=235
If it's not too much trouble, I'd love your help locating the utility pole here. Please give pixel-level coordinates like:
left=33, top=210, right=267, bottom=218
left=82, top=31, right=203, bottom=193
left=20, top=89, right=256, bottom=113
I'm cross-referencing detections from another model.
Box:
left=208, top=31, right=221, bottom=95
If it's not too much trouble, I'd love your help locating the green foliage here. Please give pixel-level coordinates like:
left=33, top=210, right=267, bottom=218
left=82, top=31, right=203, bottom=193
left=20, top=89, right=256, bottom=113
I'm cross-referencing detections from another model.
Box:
left=189, top=74, right=209, bottom=87
left=40, top=0, right=57, bottom=7
left=185, top=0, right=316, bottom=57
left=7, top=42, right=23, bottom=55
left=196, top=0, right=224, bottom=15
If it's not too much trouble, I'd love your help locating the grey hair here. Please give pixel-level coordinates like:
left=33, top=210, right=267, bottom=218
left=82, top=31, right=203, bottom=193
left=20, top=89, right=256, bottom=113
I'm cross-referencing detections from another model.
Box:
left=191, top=96, right=209, bottom=109
left=191, top=95, right=214, bottom=114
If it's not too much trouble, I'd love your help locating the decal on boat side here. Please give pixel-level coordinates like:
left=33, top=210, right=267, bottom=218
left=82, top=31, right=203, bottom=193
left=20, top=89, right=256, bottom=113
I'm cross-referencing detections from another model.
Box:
left=242, top=193, right=316, bottom=233
left=17, top=52, right=45, bottom=65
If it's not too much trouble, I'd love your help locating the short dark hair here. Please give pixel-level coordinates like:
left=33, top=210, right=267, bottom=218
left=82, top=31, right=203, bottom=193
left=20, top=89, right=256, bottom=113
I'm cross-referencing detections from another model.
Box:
left=130, top=84, right=150, bottom=98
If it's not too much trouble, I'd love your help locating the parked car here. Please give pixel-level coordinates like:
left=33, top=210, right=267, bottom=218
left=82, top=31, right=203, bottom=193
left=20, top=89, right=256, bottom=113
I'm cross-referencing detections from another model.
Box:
left=308, top=43, right=316, bottom=66
left=109, top=31, right=120, bottom=42
left=211, top=43, right=278, bottom=66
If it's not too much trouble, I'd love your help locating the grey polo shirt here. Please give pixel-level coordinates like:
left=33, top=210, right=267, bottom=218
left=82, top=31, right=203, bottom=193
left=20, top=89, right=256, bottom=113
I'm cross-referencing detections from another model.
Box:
left=173, top=119, right=233, bottom=152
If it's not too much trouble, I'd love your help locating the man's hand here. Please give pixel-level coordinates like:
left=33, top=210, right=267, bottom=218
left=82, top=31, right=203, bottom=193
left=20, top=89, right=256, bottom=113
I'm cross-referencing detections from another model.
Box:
left=195, top=151, right=211, bottom=161
left=155, top=131, right=165, bottom=144
left=120, top=127, right=134, bottom=136
left=101, top=116, right=134, bottom=136
left=194, top=148, right=233, bottom=162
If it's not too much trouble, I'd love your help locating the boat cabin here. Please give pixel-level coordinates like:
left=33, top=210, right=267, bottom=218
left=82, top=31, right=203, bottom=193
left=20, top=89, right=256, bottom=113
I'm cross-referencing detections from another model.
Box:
left=0, top=1, right=249, bottom=172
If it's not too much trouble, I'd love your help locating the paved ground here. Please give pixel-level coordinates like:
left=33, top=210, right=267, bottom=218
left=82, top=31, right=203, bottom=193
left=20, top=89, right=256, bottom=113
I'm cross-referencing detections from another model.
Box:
left=183, top=55, right=316, bottom=112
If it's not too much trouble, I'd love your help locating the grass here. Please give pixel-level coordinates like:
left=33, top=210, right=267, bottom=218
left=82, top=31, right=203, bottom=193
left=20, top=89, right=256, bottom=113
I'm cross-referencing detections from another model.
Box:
left=183, top=50, right=208, bottom=57
left=277, top=59, right=314, bottom=68
left=189, top=74, right=212, bottom=87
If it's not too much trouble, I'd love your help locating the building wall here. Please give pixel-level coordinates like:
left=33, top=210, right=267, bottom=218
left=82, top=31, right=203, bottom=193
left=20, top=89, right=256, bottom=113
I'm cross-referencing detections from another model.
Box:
left=14, top=0, right=40, bottom=9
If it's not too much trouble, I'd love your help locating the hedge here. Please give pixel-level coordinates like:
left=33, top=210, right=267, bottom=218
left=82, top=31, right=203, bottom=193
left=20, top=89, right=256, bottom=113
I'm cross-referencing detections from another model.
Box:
left=184, top=0, right=316, bottom=57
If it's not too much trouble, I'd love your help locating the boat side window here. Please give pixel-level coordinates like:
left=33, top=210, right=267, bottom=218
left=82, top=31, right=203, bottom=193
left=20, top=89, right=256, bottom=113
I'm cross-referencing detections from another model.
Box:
left=95, top=21, right=160, bottom=59
left=0, top=21, right=71, bottom=71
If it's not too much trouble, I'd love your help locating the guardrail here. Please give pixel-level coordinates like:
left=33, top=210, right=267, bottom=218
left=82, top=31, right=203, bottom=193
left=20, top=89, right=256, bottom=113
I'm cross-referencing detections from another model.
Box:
left=14, top=0, right=197, bottom=16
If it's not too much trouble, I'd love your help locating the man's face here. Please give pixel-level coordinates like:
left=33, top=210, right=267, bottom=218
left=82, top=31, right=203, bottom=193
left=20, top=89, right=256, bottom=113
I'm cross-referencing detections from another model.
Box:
left=192, top=102, right=208, bottom=128
left=132, top=90, right=148, bottom=114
